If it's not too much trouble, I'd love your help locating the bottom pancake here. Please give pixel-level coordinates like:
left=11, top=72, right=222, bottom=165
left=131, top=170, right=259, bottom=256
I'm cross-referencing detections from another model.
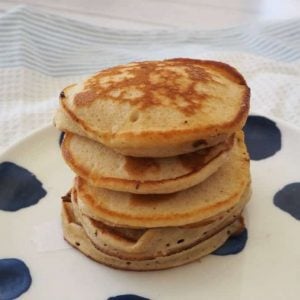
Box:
left=62, top=202, right=244, bottom=271
left=70, top=187, right=250, bottom=260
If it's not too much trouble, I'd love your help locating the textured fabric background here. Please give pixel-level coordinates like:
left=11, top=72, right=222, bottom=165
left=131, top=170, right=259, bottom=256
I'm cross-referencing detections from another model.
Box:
left=0, top=6, right=299, bottom=152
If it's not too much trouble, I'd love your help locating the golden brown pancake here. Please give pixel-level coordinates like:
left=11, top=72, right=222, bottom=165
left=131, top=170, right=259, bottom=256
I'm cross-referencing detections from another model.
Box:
left=75, top=131, right=250, bottom=228
left=55, top=58, right=250, bottom=157
left=62, top=201, right=245, bottom=271
left=70, top=186, right=250, bottom=260
left=61, top=132, right=234, bottom=194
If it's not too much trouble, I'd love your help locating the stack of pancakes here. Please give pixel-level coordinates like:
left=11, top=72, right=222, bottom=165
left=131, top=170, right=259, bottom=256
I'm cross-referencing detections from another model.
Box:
left=54, top=58, right=251, bottom=271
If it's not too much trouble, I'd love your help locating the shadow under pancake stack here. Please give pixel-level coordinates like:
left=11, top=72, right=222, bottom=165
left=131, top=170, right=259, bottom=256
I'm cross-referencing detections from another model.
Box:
left=54, top=58, right=251, bottom=271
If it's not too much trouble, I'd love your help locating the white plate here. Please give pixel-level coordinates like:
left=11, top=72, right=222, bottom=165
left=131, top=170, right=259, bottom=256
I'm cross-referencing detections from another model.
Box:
left=0, top=116, right=300, bottom=300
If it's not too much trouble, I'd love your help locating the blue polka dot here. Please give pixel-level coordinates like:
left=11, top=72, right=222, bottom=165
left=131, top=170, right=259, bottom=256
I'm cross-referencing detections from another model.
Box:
left=213, top=229, right=248, bottom=255
left=274, top=183, right=300, bottom=220
left=244, top=115, right=281, bottom=160
left=108, top=295, right=149, bottom=300
left=59, top=132, right=65, bottom=146
left=0, top=162, right=47, bottom=211
left=0, top=258, right=32, bottom=300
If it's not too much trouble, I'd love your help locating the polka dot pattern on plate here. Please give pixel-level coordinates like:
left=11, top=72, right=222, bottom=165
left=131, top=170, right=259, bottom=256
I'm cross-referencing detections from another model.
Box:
left=107, top=295, right=149, bottom=300
left=273, top=183, right=300, bottom=220
left=0, top=162, right=47, bottom=211
left=0, top=258, right=32, bottom=300
left=244, top=115, right=281, bottom=160
left=213, top=229, right=248, bottom=256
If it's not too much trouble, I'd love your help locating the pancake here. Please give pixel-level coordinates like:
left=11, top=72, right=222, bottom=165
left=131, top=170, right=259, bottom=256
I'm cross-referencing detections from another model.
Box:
left=62, top=201, right=245, bottom=271
left=55, top=58, right=250, bottom=157
left=54, top=106, right=229, bottom=157
left=75, top=131, right=250, bottom=228
left=54, top=107, right=86, bottom=137
left=69, top=186, right=250, bottom=260
left=61, top=132, right=234, bottom=194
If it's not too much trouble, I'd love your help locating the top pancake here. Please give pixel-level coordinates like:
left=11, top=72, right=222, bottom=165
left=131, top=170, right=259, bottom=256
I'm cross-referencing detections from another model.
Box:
left=76, top=131, right=251, bottom=228
left=56, top=58, right=250, bottom=157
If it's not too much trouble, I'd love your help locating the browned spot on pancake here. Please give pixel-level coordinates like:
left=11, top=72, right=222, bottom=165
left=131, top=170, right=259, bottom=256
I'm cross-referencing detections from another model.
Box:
left=60, top=91, right=65, bottom=98
left=74, top=90, right=98, bottom=106
left=124, top=156, right=160, bottom=176
left=90, top=218, right=145, bottom=242
left=73, top=60, right=215, bottom=116
left=62, top=191, right=71, bottom=202
left=130, top=193, right=177, bottom=207
left=72, top=189, right=78, bottom=204
left=180, top=135, right=235, bottom=172
left=135, top=182, right=141, bottom=190
left=192, top=139, right=207, bottom=148
left=231, top=216, right=245, bottom=235
left=185, top=65, right=211, bottom=81
left=178, top=150, right=209, bottom=172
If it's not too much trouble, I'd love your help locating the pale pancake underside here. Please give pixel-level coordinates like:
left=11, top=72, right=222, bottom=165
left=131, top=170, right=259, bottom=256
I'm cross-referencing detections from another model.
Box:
left=61, top=132, right=234, bottom=194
